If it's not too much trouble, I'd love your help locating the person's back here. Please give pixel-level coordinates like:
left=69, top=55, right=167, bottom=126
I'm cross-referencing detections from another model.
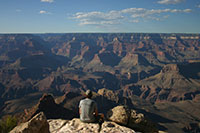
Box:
left=79, top=98, right=97, bottom=122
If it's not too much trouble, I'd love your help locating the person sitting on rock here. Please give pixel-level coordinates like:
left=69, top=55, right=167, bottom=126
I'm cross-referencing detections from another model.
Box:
left=79, top=90, right=104, bottom=124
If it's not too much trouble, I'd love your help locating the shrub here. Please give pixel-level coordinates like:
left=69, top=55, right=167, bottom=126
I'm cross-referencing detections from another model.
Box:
left=0, top=115, right=17, bottom=133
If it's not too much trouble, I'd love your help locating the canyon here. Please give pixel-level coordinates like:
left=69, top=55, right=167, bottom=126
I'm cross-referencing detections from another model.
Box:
left=0, top=33, right=200, bottom=132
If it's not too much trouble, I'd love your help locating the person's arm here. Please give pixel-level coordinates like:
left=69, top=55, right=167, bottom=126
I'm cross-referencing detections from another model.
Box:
left=79, top=107, right=81, bottom=115
left=95, top=108, right=98, bottom=116
left=94, top=102, right=98, bottom=117
left=79, top=101, right=82, bottom=115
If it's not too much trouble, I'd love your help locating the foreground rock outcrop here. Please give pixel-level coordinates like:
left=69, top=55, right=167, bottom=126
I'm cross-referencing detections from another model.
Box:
left=48, top=118, right=100, bottom=133
left=11, top=112, right=136, bottom=133
left=11, top=106, right=157, bottom=133
left=9, top=92, right=158, bottom=133
left=10, top=112, right=49, bottom=133
left=48, top=118, right=135, bottom=133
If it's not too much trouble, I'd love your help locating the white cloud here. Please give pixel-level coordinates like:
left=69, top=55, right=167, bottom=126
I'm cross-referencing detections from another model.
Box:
left=183, top=9, right=192, bottom=13
left=41, top=0, right=54, bottom=3
left=74, top=10, right=123, bottom=26
left=120, top=8, right=191, bottom=18
left=157, top=0, right=185, bottom=5
left=75, top=11, right=123, bottom=20
left=121, top=8, right=146, bottom=14
left=197, top=4, right=200, bottom=8
left=39, top=10, right=47, bottom=14
left=39, top=10, right=52, bottom=14
left=72, top=8, right=192, bottom=26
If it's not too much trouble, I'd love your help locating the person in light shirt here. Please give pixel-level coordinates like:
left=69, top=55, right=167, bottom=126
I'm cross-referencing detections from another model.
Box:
left=79, top=90, right=104, bottom=123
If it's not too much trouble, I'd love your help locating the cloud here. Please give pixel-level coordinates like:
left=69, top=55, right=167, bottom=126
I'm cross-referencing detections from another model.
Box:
left=41, top=0, right=54, bottom=3
left=157, top=0, right=185, bottom=4
left=72, top=8, right=192, bottom=27
left=183, top=9, right=192, bottom=13
left=39, top=10, right=47, bottom=14
left=74, top=11, right=123, bottom=26
left=39, top=10, right=52, bottom=14
left=197, top=4, right=200, bottom=8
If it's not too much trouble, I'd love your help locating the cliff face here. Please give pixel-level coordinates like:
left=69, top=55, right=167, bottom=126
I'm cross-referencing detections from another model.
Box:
left=135, top=63, right=200, bottom=103
left=45, top=33, right=200, bottom=73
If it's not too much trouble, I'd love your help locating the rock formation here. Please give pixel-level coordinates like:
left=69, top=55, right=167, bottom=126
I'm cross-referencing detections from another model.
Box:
left=11, top=113, right=136, bottom=133
left=49, top=118, right=100, bottom=133
left=136, top=63, right=200, bottom=103
left=48, top=118, right=135, bottom=133
left=19, top=94, right=75, bottom=123
left=107, top=106, right=130, bottom=125
left=11, top=105, right=158, bottom=133
left=107, top=105, right=157, bottom=132
left=10, top=112, right=49, bottom=133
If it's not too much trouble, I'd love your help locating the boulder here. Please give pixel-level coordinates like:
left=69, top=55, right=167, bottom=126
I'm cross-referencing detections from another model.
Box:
left=107, top=105, right=129, bottom=125
left=10, top=112, right=49, bottom=133
left=100, top=121, right=135, bottom=133
left=107, top=105, right=157, bottom=132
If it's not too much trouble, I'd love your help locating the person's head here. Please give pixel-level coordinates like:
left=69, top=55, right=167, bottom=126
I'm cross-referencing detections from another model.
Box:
left=85, top=90, right=92, bottom=99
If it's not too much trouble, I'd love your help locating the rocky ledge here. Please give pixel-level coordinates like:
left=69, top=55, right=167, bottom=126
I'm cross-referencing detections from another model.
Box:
left=10, top=93, right=158, bottom=133
left=11, top=105, right=158, bottom=133
left=48, top=118, right=135, bottom=133
left=11, top=112, right=135, bottom=133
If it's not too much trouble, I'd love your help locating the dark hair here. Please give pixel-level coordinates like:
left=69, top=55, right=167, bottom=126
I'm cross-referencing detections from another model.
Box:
left=85, top=90, right=92, bottom=98
left=86, top=94, right=92, bottom=99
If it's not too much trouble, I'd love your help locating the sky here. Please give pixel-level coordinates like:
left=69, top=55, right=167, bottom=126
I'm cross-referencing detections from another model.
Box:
left=0, top=0, right=200, bottom=33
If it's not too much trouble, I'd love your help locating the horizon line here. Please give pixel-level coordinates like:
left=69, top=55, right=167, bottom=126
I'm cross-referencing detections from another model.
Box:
left=0, top=32, right=200, bottom=34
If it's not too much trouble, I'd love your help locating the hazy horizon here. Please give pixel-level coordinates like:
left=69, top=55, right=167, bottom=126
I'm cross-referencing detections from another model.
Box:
left=0, top=32, right=200, bottom=34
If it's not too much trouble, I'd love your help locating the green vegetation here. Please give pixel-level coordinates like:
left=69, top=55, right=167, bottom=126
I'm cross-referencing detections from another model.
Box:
left=0, top=115, right=17, bottom=133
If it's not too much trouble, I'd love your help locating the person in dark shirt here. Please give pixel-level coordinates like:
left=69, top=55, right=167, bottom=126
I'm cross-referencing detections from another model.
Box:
left=79, top=90, right=104, bottom=123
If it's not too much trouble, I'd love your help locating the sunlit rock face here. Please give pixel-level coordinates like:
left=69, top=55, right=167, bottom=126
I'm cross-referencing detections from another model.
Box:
left=48, top=118, right=136, bottom=133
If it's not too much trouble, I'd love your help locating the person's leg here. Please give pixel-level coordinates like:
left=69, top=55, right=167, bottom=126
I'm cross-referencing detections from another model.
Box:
left=96, top=113, right=104, bottom=124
